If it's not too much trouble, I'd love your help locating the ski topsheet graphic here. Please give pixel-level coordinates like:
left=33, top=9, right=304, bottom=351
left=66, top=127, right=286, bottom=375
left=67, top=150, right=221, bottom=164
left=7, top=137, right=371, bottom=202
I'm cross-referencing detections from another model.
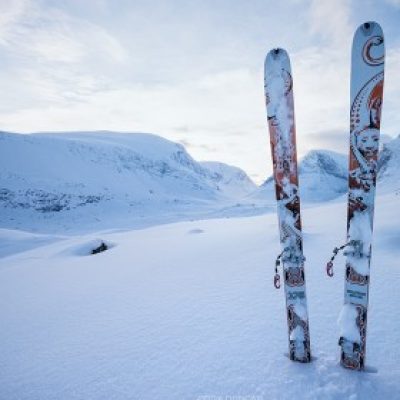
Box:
left=264, top=48, right=311, bottom=363
left=326, top=22, right=385, bottom=370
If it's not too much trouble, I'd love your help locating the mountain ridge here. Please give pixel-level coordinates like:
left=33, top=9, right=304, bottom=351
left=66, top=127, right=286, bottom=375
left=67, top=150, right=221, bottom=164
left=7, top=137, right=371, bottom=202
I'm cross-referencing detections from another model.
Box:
left=259, top=136, right=400, bottom=202
left=1, top=131, right=398, bottom=232
left=0, top=131, right=257, bottom=232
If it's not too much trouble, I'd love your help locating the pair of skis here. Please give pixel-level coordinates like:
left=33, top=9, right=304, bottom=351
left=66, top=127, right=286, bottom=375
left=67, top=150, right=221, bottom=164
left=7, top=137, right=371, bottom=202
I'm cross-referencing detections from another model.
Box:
left=264, top=22, right=385, bottom=370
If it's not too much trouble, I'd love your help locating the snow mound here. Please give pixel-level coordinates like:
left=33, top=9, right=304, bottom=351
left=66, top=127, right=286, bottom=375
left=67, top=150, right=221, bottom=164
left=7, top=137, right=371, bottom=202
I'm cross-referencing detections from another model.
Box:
left=61, top=238, right=116, bottom=257
left=0, top=229, right=64, bottom=259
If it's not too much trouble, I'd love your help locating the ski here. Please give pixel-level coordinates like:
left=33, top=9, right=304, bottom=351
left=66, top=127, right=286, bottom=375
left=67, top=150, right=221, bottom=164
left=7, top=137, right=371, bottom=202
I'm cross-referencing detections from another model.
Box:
left=264, top=48, right=311, bottom=363
left=326, top=21, right=385, bottom=370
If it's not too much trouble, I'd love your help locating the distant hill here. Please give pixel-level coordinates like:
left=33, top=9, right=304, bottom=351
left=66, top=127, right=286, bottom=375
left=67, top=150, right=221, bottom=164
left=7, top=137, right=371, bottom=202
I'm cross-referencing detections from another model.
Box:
left=254, top=149, right=348, bottom=203
left=254, top=135, right=400, bottom=203
left=0, top=131, right=257, bottom=232
left=297, top=150, right=348, bottom=201
left=1, top=131, right=398, bottom=233
left=378, top=134, right=400, bottom=193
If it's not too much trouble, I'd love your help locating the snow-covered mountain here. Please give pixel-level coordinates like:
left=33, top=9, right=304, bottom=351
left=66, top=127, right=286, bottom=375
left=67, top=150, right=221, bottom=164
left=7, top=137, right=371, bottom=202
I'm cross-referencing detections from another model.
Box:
left=0, top=131, right=257, bottom=232
left=378, top=134, right=400, bottom=193
left=256, top=135, right=400, bottom=203
left=255, top=149, right=348, bottom=203
left=1, top=131, right=399, bottom=232
left=200, top=161, right=257, bottom=197
left=298, top=150, right=348, bottom=201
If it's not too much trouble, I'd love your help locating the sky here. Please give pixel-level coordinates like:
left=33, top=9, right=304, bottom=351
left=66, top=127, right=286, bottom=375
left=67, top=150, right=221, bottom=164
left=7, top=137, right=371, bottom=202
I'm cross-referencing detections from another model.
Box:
left=0, top=0, right=399, bottom=183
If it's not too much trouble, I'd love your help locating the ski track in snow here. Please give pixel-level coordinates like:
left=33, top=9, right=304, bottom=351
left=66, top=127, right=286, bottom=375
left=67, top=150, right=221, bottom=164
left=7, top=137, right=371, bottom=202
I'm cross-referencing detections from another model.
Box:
left=0, top=191, right=399, bottom=400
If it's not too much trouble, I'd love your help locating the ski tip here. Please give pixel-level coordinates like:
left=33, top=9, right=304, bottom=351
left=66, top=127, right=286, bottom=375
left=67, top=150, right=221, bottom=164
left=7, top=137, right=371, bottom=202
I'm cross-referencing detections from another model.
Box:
left=356, top=21, right=383, bottom=38
left=352, top=21, right=384, bottom=65
left=265, top=48, right=290, bottom=71
left=272, top=48, right=284, bottom=56
left=265, top=47, right=288, bottom=63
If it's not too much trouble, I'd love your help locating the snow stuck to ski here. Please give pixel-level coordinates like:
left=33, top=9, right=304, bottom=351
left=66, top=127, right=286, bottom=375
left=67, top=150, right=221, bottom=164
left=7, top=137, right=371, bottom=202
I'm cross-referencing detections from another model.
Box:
left=338, top=304, right=361, bottom=343
left=340, top=21, right=385, bottom=370
left=264, top=48, right=311, bottom=363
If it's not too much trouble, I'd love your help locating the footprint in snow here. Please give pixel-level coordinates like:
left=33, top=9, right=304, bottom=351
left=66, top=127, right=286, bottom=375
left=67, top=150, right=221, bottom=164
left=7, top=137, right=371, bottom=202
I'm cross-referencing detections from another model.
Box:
left=187, top=228, right=204, bottom=234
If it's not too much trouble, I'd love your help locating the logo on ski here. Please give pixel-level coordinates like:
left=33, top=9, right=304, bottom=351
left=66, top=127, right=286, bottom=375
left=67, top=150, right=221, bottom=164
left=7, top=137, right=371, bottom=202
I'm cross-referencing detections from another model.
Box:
left=285, top=266, right=305, bottom=287
left=346, top=264, right=369, bottom=285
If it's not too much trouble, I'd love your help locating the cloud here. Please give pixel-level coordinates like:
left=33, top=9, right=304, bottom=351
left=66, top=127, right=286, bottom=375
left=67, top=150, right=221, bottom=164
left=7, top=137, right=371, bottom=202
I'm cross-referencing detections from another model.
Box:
left=0, top=0, right=129, bottom=119
left=0, top=65, right=270, bottom=182
left=385, top=0, right=400, bottom=7
left=0, top=0, right=127, bottom=63
left=0, top=67, right=266, bottom=142
left=0, top=0, right=28, bottom=45
left=178, top=139, right=217, bottom=153
left=302, top=129, right=347, bottom=155
left=308, top=0, right=352, bottom=46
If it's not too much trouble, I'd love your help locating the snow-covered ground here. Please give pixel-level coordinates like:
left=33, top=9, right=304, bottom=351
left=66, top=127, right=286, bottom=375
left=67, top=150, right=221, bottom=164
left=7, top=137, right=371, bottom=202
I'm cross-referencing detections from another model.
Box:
left=1, top=132, right=400, bottom=399
left=1, top=191, right=399, bottom=399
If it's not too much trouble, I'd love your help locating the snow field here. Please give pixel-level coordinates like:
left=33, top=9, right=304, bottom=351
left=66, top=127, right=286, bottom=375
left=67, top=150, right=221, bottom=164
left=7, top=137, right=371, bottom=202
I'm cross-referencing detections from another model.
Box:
left=0, top=191, right=399, bottom=399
